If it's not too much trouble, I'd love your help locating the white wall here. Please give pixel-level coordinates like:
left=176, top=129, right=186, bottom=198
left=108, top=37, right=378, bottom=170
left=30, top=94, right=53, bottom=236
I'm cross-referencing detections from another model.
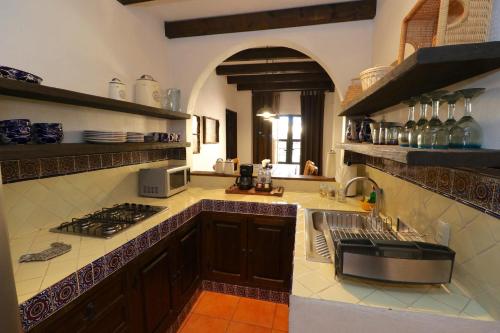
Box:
left=191, top=72, right=250, bottom=170
left=0, top=0, right=176, bottom=140
left=370, top=0, right=500, bottom=149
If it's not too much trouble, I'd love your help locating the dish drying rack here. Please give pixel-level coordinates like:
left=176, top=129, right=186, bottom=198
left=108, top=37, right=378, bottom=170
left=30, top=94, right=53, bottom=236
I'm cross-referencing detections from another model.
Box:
left=326, top=214, right=424, bottom=243
left=314, top=212, right=424, bottom=261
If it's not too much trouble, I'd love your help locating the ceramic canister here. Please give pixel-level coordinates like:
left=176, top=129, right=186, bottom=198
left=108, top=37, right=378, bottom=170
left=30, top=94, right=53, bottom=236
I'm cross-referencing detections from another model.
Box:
left=135, top=75, right=161, bottom=108
left=108, top=78, right=126, bottom=101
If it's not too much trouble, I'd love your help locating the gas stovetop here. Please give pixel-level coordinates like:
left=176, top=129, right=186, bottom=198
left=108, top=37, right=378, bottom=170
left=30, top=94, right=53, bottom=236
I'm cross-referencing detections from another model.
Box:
left=50, top=203, right=167, bottom=238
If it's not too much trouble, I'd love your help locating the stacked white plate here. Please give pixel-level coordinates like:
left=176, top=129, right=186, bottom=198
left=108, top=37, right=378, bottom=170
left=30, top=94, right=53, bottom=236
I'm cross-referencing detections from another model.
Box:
left=126, top=132, right=145, bottom=143
left=83, top=130, right=126, bottom=143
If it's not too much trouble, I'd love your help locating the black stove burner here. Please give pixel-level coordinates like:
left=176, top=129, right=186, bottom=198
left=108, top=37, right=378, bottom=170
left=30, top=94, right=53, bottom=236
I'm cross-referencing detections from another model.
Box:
left=50, top=203, right=166, bottom=238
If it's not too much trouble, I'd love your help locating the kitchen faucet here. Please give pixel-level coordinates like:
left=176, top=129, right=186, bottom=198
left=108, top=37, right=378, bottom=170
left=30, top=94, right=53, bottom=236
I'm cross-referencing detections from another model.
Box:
left=343, top=177, right=382, bottom=221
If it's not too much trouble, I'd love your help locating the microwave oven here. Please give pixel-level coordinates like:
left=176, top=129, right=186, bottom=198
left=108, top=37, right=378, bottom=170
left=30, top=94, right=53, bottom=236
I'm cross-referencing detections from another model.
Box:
left=139, top=166, right=190, bottom=198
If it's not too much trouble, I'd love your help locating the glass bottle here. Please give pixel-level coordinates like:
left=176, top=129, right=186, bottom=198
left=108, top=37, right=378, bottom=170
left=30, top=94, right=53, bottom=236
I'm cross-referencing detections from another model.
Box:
left=418, top=90, right=448, bottom=149
left=442, top=92, right=460, bottom=131
left=398, top=98, right=418, bottom=147
left=449, top=88, right=485, bottom=149
left=409, top=96, right=430, bottom=148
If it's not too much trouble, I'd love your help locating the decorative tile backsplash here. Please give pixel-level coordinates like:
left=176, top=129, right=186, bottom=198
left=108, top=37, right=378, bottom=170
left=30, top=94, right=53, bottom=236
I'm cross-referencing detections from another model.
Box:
left=362, top=165, right=500, bottom=320
left=1, top=148, right=186, bottom=184
left=354, top=154, right=500, bottom=218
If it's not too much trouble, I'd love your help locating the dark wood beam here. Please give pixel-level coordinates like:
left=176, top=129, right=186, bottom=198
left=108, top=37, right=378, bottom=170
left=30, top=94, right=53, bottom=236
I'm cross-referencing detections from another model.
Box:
left=117, top=0, right=154, bottom=4
left=164, top=0, right=377, bottom=38
left=227, top=73, right=330, bottom=84
left=237, top=81, right=334, bottom=92
left=216, top=61, right=323, bottom=75
left=225, top=47, right=309, bottom=62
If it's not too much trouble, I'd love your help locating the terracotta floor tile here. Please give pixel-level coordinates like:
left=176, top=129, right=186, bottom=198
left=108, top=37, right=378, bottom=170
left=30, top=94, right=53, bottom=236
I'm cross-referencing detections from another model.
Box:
left=192, top=291, right=240, bottom=320
left=232, top=297, right=276, bottom=328
left=273, top=304, right=288, bottom=331
left=179, top=313, right=228, bottom=333
left=227, top=321, right=273, bottom=333
left=179, top=313, right=191, bottom=331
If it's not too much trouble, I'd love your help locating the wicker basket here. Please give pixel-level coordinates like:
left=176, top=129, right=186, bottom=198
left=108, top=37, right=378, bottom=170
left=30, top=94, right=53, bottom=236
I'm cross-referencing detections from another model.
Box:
left=359, top=66, right=393, bottom=91
left=341, top=78, right=363, bottom=107
left=398, top=0, right=493, bottom=63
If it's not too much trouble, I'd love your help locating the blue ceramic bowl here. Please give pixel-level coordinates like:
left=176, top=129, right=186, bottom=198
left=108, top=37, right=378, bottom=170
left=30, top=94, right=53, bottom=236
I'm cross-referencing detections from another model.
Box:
left=0, top=66, right=43, bottom=84
left=32, top=123, right=62, bottom=130
left=33, top=134, right=62, bottom=144
left=0, top=119, right=31, bottom=127
left=1, top=126, right=31, bottom=136
left=0, top=134, right=31, bottom=144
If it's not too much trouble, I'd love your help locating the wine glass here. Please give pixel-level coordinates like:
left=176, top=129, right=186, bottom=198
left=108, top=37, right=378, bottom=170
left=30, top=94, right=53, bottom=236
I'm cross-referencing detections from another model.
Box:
left=398, top=98, right=418, bottom=147
left=418, top=90, right=449, bottom=149
left=449, top=88, right=485, bottom=149
left=441, top=92, right=461, bottom=131
left=409, top=96, right=430, bottom=148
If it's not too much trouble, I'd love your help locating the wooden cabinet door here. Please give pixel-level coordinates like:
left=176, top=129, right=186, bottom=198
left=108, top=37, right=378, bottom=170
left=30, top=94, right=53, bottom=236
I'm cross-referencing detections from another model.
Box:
left=32, top=270, right=130, bottom=333
left=174, top=217, right=201, bottom=309
left=202, top=212, right=247, bottom=284
left=247, top=216, right=294, bottom=291
left=138, top=247, right=176, bottom=333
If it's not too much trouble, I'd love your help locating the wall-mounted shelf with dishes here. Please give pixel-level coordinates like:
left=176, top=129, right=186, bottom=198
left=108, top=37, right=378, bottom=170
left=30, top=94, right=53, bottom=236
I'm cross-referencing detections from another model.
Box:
left=337, top=142, right=500, bottom=168
left=0, top=142, right=191, bottom=161
left=0, top=77, right=190, bottom=120
left=339, top=42, right=500, bottom=117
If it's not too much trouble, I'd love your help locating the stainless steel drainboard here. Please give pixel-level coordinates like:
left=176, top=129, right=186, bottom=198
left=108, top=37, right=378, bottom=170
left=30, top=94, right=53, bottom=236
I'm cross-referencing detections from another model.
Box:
left=305, top=209, right=423, bottom=263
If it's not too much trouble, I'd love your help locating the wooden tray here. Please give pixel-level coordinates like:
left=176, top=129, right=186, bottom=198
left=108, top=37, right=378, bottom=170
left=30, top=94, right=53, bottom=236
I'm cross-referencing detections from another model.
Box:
left=225, top=185, right=284, bottom=197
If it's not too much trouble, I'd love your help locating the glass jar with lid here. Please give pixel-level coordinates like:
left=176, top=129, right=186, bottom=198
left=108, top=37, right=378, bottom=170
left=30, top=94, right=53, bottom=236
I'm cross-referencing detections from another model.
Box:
left=378, top=122, right=387, bottom=145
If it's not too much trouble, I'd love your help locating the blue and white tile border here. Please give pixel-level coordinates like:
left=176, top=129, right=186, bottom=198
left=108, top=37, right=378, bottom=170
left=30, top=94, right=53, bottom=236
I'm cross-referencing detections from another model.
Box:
left=19, top=200, right=297, bottom=331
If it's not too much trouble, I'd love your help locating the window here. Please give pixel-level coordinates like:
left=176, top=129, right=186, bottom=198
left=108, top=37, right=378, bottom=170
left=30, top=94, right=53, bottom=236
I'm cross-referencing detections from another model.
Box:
left=276, top=116, right=301, bottom=164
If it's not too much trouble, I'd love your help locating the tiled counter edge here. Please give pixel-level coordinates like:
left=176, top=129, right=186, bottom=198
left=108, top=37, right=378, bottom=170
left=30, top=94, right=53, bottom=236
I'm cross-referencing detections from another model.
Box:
left=19, top=199, right=298, bottom=332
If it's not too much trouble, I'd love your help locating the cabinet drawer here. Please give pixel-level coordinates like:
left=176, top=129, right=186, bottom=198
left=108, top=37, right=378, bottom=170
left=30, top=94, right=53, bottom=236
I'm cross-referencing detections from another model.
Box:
left=32, top=271, right=128, bottom=332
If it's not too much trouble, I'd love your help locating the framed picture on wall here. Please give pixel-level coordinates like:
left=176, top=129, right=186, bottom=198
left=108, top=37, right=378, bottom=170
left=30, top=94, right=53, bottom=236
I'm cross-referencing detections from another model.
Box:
left=192, top=115, right=201, bottom=154
left=203, top=116, right=219, bottom=144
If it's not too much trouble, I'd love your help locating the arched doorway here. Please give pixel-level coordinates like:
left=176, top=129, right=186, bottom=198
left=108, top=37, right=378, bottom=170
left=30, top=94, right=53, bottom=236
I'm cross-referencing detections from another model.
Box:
left=184, top=42, right=342, bottom=177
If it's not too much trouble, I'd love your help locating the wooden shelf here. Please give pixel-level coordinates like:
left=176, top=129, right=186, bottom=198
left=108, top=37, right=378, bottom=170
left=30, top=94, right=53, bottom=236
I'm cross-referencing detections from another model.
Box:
left=0, top=78, right=190, bottom=120
left=0, top=142, right=190, bottom=161
left=337, top=143, right=500, bottom=167
left=340, top=42, right=500, bottom=117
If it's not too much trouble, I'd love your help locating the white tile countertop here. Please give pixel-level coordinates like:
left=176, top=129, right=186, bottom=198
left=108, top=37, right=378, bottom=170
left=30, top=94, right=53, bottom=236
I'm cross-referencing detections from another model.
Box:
left=9, top=185, right=495, bottom=324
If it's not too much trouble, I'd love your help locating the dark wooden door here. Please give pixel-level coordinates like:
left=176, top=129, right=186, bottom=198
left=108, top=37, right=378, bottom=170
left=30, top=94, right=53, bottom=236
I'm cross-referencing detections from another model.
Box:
left=202, top=212, right=247, bottom=284
left=247, top=216, right=294, bottom=290
left=138, top=248, right=176, bottom=333
left=32, top=270, right=130, bottom=333
left=174, top=217, right=201, bottom=309
left=226, top=109, right=237, bottom=159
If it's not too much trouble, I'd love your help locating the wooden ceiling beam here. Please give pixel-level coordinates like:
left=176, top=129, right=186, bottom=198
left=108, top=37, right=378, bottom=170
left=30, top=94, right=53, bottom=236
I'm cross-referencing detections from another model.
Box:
left=227, top=73, right=330, bottom=84
left=237, top=81, right=335, bottom=92
left=117, top=0, right=154, bottom=4
left=164, top=0, right=377, bottom=38
left=225, top=47, right=309, bottom=62
left=216, top=61, right=323, bottom=75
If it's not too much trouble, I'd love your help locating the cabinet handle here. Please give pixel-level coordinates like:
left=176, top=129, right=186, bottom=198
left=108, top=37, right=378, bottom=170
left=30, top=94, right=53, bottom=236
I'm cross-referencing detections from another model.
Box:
left=84, top=302, right=95, bottom=321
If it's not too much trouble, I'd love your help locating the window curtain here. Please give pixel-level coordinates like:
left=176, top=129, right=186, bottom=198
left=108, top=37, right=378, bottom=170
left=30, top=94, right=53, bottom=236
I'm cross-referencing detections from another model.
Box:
left=252, top=92, right=280, bottom=163
left=300, top=90, right=325, bottom=174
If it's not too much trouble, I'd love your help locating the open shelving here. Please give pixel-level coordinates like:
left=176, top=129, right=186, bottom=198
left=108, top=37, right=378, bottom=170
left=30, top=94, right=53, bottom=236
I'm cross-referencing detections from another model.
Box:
left=337, top=143, right=500, bottom=168
left=0, top=142, right=191, bottom=161
left=0, top=77, right=190, bottom=120
left=339, top=42, right=500, bottom=117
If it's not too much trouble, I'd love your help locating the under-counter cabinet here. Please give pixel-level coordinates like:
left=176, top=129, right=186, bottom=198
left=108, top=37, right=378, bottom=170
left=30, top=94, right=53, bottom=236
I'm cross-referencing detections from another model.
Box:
left=31, top=269, right=131, bottom=333
left=202, top=212, right=295, bottom=291
left=29, top=211, right=294, bottom=332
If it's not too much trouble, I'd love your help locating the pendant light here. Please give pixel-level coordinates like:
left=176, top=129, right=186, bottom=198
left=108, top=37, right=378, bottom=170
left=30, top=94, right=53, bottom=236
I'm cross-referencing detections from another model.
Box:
left=256, top=48, right=278, bottom=119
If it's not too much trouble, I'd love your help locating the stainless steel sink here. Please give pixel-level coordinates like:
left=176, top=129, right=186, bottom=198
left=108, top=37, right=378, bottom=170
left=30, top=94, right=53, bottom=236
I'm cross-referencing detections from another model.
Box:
left=305, top=208, right=368, bottom=263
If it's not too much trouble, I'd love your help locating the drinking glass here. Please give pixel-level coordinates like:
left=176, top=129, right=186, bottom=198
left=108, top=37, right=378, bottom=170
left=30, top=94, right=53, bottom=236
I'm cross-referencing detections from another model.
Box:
left=442, top=92, right=460, bottom=131
left=319, top=183, right=328, bottom=198
left=449, top=88, right=485, bottom=149
left=398, top=98, right=418, bottom=147
left=409, top=96, right=430, bottom=148
left=418, top=90, right=449, bottom=149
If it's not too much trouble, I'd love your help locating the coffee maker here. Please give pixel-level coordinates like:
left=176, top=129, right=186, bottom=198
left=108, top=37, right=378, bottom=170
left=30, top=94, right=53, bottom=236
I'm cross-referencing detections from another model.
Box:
left=236, top=164, right=254, bottom=190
